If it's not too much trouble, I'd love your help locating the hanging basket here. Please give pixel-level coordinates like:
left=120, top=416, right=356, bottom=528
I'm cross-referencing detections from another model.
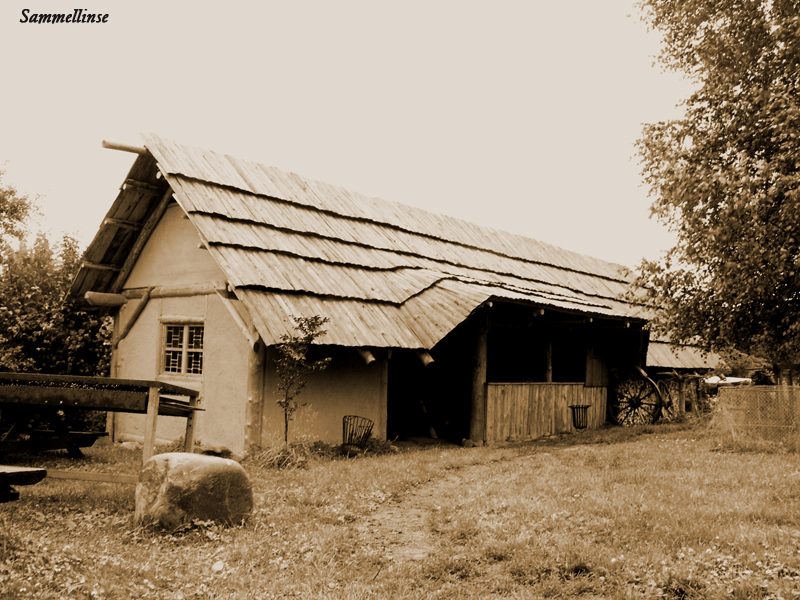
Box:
left=569, top=405, right=592, bottom=431
left=342, top=415, right=374, bottom=455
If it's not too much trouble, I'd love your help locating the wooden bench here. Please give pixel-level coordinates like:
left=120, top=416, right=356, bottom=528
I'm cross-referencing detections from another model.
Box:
left=0, top=466, right=47, bottom=503
left=0, top=373, right=202, bottom=484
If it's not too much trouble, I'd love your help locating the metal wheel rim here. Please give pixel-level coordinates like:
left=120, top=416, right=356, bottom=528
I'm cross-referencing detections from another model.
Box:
left=612, top=377, right=660, bottom=426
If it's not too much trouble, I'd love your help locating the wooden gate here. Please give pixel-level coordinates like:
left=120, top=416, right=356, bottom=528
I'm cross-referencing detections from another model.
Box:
left=485, top=383, right=606, bottom=442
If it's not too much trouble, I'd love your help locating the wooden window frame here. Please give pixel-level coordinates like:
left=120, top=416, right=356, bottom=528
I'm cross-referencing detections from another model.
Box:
left=160, top=320, right=204, bottom=377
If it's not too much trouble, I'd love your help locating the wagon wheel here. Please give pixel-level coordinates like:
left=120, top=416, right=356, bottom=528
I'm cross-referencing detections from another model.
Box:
left=0, top=405, right=64, bottom=443
left=656, top=378, right=680, bottom=422
left=611, top=377, right=661, bottom=426
left=0, top=406, right=33, bottom=442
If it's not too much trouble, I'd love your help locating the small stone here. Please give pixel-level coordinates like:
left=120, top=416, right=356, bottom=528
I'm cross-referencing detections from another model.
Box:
left=211, top=561, right=225, bottom=572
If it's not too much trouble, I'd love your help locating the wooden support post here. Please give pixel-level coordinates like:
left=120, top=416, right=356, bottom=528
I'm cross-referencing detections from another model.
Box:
left=678, top=377, right=686, bottom=415
left=245, top=341, right=265, bottom=451
left=142, top=386, right=161, bottom=465
left=379, top=357, right=389, bottom=440
left=107, top=309, right=120, bottom=440
left=114, top=287, right=153, bottom=349
left=545, top=342, right=553, bottom=383
left=470, top=313, right=489, bottom=443
left=184, top=395, right=199, bottom=454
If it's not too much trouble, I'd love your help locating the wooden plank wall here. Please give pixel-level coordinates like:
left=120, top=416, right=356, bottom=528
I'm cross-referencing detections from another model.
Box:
left=485, top=383, right=607, bottom=442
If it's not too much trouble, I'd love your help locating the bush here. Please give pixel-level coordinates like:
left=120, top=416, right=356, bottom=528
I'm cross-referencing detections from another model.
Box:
left=247, top=439, right=340, bottom=469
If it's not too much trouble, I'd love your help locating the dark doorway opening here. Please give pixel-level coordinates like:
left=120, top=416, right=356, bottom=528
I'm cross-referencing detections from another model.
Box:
left=386, top=323, right=474, bottom=442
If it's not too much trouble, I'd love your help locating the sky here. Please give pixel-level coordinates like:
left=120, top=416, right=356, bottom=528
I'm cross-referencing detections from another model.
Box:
left=0, top=1, right=694, bottom=269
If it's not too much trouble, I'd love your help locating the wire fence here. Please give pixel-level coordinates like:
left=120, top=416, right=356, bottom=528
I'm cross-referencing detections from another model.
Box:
left=717, top=386, right=800, bottom=442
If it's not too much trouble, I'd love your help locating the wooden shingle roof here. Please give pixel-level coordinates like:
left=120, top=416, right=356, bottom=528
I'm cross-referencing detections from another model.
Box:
left=69, top=134, right=648, bottom=349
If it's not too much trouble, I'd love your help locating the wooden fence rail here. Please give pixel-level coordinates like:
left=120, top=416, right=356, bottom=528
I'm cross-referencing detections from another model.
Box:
left=486, top=383, right=607, bottom=442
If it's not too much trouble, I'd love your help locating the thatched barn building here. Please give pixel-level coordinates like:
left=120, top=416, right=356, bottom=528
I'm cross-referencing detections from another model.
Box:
left=67, top=134, right=712, bottom=453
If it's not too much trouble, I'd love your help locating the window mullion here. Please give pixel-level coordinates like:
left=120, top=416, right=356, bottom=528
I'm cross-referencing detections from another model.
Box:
left=182, top=325, right=189, bottom=374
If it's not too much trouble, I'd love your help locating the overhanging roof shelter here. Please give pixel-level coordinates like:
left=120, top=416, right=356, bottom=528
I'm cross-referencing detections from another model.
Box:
left=68, top=134, right=656, bottom=353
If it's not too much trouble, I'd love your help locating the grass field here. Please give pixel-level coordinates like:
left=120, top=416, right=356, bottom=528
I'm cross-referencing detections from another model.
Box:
left=2, top=419, right=800, bottom=599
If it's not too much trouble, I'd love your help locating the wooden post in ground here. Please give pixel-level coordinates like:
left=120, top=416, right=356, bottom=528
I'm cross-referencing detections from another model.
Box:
left=142, top=386, right=161, bottom=464
left=245, top=340, right=265, bottom=452
left=379, top=355, right=389, bottom=440
left=470, top=311, right=489, bottom=444
left=183, top=395, right=199, bottom=453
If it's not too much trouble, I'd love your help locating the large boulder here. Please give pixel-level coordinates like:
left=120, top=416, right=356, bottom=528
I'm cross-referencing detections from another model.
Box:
left=135, top=452, right=253, bottom=529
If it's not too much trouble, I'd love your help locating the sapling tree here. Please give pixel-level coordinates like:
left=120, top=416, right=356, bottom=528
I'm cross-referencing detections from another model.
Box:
left=274, top=316, right=331, bottom=445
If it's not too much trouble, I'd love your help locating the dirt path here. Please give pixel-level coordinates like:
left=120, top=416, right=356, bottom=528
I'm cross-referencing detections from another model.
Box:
left=355, top=459, right=501, bottom=564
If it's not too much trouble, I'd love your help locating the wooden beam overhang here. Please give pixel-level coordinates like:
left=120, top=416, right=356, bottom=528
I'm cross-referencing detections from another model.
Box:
left=122, top=282, right=227, bottom=299
left=357, top=348, right=377, bottom=365
left=102, top=140, right=147, bottom=155
left=416, top=350, right=435, bottom=367
left=84, top=292, right=127, bottom=308
left=102, top=217, right=143, bottom=232
left=81, top=261, right=121, bottom=272
left=122, top=178, right=163, bottom=193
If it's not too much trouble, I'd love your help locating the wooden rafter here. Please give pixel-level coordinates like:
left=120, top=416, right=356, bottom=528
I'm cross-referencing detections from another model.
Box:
left=111, top=187, right=174, bottom=294
left=103, top=217, right=143, bottom=232
left=122, top=179, right=163, bottom=193
left=81, top=261, right=121, bottom=272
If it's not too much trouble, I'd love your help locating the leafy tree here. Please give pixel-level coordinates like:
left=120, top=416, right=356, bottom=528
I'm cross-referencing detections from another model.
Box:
left=635, top=0, right=800, bottom=364
left=0, top=233, right=111, bottom=376
left=274, top=316, right=331, bottom=445
left=0, top=168, right=34, bottom=255
left=0, top=233, right=111, bottom=434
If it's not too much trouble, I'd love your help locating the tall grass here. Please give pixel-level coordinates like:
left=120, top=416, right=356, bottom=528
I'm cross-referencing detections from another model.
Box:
left=2, top=421, right=800, bottom=599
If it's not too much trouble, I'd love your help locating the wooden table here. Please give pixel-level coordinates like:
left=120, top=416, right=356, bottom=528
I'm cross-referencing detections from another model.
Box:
left=0, top=465, right=47, bottom=502
left=0, top=373, right=202, bottom=483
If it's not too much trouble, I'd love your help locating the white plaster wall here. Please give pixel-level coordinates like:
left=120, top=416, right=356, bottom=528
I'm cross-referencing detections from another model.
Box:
left=260, top=348, right=386, bottom=446
left=124, top=203, right=224, bottom=288
left=115, top=202, right=389, bottom=451
left=113, top=203, right=251, bottom=454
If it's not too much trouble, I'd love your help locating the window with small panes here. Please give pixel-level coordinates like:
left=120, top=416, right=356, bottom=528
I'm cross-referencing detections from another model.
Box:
left=163, top=324, right=204, bottom=375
